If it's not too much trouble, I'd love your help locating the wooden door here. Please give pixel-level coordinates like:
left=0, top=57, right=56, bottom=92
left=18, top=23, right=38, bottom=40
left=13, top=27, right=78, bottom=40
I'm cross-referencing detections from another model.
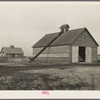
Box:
left=86, top=47, right=91, bottom=63
left=72, top=46, right=78, bottom=62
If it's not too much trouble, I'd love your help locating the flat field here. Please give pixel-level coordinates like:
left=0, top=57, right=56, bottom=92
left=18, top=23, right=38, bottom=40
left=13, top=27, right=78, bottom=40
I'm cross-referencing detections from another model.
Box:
left=0, top=63, right=100, bottom=90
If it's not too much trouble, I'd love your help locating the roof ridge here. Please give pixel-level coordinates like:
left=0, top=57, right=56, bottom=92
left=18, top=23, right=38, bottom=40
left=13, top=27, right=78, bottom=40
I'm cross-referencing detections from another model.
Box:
left=46, top=28, right=86, bottom=35
left=46, top=32, right=60, bottom=35
left=3, top=47, right=21, bottom=48
left=68, top=27, right=86, bottom=31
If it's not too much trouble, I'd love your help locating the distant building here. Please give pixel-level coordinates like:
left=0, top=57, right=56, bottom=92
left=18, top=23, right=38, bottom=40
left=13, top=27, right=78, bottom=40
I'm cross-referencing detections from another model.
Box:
left=0, top=45, right=24, bottom=58
left=32, top=24, right=99, bottom=64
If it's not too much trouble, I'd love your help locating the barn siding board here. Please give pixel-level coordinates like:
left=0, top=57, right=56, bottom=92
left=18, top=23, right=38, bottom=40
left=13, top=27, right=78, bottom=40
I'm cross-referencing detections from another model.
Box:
left=1, top=53, right=6, bottom=57
left=72, top=30, right=97, bottom=47
left=6, top=54, right=23, bottom=58
left=48, top=46, right=70, bottom=54
left=69, top=46, right=72, bottom=63
left=16, top=54, right=23, bottom=58
left=33, top=47, right=43, bottom=54
left=33, top=45, right=70, bottom=54
left=6, top=54, right=13, bottom=58
left=33, top=53, right=69, bottom=57
left=35, top=57, right=70, bottom=64
left=33, top=45, right=70, bottom=64
left=91, top=47, right=98, bottom=62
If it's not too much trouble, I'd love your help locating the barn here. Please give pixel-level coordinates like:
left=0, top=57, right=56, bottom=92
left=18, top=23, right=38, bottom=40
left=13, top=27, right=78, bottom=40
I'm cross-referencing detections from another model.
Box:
left=32, top=24, right=99, bottom=64
left=0, top=45, right=24, bottom=58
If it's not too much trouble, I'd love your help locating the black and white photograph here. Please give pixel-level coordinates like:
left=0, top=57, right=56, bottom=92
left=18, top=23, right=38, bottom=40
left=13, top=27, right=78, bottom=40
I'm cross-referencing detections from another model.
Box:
left=0, top=1, right=100, bottom=91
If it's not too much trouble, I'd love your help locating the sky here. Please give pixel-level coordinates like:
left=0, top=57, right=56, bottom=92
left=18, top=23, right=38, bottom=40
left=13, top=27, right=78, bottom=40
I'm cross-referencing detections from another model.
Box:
left=0, top=1, right=100, bottom=56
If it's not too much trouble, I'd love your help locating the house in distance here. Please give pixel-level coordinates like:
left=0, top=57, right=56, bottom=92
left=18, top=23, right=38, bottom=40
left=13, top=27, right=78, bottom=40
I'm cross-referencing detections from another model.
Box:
left=0, top=45, right=24, bottom=58
left=32, top=24, right=99, bottom=64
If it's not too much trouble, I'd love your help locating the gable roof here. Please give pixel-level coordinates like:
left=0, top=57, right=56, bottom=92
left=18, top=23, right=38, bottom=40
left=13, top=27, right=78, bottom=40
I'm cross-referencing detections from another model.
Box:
left=51, top=28, right=85, bottom=46
left=1, top=47, right=24, bottom=54
left=33, top=32, right=60, bottom=48
left=33, top=28, right=99, bottom=48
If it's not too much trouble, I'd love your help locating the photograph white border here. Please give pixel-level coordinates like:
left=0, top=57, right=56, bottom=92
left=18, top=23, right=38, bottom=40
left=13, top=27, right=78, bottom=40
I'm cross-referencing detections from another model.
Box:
left=1, top=90, right=100, bottom=99
left=0, top=1, right=100, bottom=99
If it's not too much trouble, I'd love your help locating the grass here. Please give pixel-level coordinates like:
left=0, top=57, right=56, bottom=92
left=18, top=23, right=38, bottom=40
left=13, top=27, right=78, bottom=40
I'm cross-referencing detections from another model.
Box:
left=0, top=63, right=100, bottom=90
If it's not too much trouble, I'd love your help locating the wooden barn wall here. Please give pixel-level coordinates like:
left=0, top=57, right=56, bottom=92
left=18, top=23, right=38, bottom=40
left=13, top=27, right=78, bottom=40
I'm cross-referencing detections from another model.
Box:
left=33, top=45, right=71, bottom=64
left=91, top=47, right=98, bottom=62
left=14, top=54, right=23, bottom=58
left=0, top=49, right=6, bottom=57
left=6, top=54, right=13, bottom=58
left=33, top=45, right=70, bottom=54
left=6, top=54, right=23, bottom=58
left=72, top=30, right=97, bottom=47
left=72, top=30, right=98, bottom=63
left=71, top=46, right=98, bottom=63
left=1, top=53, right=6, bottom=57
left=35, top=57, right=70, bottom=64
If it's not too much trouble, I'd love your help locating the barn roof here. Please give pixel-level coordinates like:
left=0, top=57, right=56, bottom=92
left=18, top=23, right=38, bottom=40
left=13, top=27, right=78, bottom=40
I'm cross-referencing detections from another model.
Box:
left=33, top=27, right=99, bottom=48
left=1, top=47, right=24, bottom=54
left=51, top=28, right=85, bottom=46
left=33, top=32, right=60, bottom=48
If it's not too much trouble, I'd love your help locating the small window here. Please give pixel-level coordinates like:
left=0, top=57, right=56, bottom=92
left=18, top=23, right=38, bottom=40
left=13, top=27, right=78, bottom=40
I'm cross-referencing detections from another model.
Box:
left=83, top=35, right=86, bottom=39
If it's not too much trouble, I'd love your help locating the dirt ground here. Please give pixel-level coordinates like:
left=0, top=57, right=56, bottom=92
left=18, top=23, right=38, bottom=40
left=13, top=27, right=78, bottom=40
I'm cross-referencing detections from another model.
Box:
left=0, top=62, right=100, bottom=90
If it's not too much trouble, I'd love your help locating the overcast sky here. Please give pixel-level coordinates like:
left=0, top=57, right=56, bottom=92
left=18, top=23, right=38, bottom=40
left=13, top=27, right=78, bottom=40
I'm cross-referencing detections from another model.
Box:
left=0, top=2, right=100, bottom=56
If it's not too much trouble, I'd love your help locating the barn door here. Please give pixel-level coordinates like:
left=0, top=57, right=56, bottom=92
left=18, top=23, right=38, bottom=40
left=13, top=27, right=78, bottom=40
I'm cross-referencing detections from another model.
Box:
left=86, top=47, right=91, bottom=63
left=72, top=46, right=78, bottom=62
left=79, top=47, right=85, bottom=62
